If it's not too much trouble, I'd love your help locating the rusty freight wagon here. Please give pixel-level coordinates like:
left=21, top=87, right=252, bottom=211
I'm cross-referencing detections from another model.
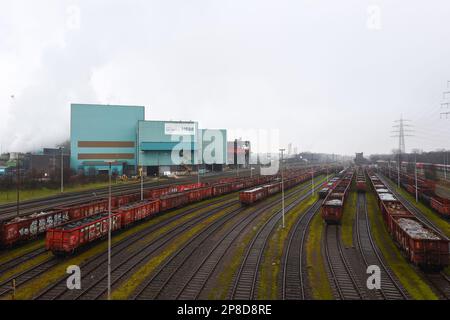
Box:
left=356, top=168, right=366, bottom=193
left=239, top=187, right=268, bottom=205
left=367, top=172, right=449, bottom=269
left=391, top=216, right=448, bottom=269
left=0, top=199, right=109, bottom=247
left=115, top=200, right=160, bottom=227
left=46, top=211, right=123, bottom=255
left=159, top=192, right=190, bottom=211
left=321, top=171, right=353, bottom=224
left=430, top=195, right=450, bottom=218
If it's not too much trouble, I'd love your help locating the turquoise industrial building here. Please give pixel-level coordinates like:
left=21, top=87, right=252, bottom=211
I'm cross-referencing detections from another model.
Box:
left=70, top=103, right=227, bottom=176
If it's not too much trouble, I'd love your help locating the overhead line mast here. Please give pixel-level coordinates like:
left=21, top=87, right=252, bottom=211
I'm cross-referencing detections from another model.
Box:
left=441, top=80, right=450, bottom=119
left=391, top=115, right=414, bottom=187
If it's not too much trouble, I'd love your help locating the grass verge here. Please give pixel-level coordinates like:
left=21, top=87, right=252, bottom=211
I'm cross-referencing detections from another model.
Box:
left=341, top=191, right=357, bottom=248
left=0, top=180, right=140, bottom=205
left=305, top=210, right=334, bottom=299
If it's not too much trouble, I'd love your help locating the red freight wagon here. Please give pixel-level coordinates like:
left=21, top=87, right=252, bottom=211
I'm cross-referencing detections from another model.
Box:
left=185, top=187, right=213, bottom=203
left=115, top=200, right=160, bottom=227
left=1, top=209, right=71, bottom=247
left=321, top=196, right=344, bottom=224
left=112, top=192, right=141, bottom=208
left=264, top=182, right=281, bottom=195
left=212, top=183, right=233, bottom=196
left=239, top=187, right=268, bottom=205
left=46, top=212, right=122, bottom=255
left=390, top=216, right=449, bottom=269
left=160, top=192, right=190, bottom=211
left=231, top=181, right=245, bottom=191
left=177, top=183, right=206, bottom=192
left=147, top=186, right=176, bottom=199
left=379, top=198, right=414, bottom=232
left=356, top=178, right=366, bottom=193
left=430, top=196, right=450, bottom=217
left=57, top=199, right=109, bottom=221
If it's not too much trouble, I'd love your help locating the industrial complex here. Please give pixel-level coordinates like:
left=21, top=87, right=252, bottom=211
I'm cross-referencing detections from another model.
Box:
left=70, top=103, right=228, bottom=176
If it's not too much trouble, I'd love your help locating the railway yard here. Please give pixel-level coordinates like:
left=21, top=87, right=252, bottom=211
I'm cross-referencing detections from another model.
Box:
left=0, top=164, right=449, bottom=301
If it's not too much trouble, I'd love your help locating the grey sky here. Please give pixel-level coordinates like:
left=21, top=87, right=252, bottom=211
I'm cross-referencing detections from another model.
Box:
left=1, top=0, right=450, bottom=156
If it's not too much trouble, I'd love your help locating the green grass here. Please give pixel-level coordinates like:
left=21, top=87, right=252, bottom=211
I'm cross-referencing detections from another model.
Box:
left=366, top=190, right=438, bottom=300
left=0, top=239, right=45, bottom=266
left=258, top=194, right=318, bottom=299
left=341, top=191, right=357, bottom=248
left=0, top=180, right=138, bottom=204
left=305, top=211, right=334, bottom=300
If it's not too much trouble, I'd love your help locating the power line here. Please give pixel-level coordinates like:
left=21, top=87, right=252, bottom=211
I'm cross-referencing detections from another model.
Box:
left=441, top=80, right=450, bottom=119
left=391, top=115, right=414, bottom=154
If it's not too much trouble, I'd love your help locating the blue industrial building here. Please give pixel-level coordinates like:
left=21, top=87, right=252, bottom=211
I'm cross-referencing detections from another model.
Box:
left=70, top=103, right=227, bottom=176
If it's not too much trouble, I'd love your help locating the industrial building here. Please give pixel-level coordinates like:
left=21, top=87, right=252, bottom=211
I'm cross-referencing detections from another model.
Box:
left=70, top=104, right=227, bottom=176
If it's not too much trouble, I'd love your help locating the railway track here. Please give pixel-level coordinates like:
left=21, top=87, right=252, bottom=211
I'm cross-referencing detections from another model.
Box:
left=378, top=175, right=450, bottom=300
left=0, top=247, right=47, bottom=275
left=229, top=185, right=324, bottom=300
left=323, top=224, right=364, bottom=300
left=33, top=195, right=239, bottom=300
left=132, top=181, right=317, bottom=300
left=0, top=170, right=252, bottom=221
left=281, top=200, right=323, bottom=300
left=425, top=272, right=450, bottom=299
left=0, top=257, right=59, bottom=297
left=355, top=192, right=409, bottom=300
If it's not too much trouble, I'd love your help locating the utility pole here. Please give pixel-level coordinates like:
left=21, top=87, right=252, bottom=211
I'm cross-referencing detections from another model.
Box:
left=391, top=115, right=413, bottom=187
left=106, top=161, right=113, bottom=300
left=140, top=166, right=144, bottom=201
left=444, top=151, right=448, bottom=181
left=279, top=149, right=285, bottom=229
left=16, top=154, right=20, bottom=217
left=414, top=153, right=418, bottom=202
left=60, top=147, right=64, bottom=193
left=440, top=80, right=450, bottom=119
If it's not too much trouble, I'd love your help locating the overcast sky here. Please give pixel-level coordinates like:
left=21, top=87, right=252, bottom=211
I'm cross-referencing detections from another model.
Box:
left=1, top=0, right=450, bottom=156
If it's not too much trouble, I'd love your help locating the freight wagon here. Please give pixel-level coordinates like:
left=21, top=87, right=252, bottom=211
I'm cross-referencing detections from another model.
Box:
left=368, top=172, right=449, bottom=270
left=0, top=199, right=109, bottom=247
left=318, top=188, right=330, bottom=199
left=378, top=165, right=450, bottom=219
left=46, top=212, right=122, bottom=255
left=4, top=175, right=274, bottom=248
left=238, top=169, right=323, bottom=205
left=321, top=170, right=353, bottom=224
left=46, top=199, right=161, bottom=255
left=356, top=167, right=366, bottom=193
left=239, top=187, right=268, bottom=205
left=430, top=196, right=450, bottom=217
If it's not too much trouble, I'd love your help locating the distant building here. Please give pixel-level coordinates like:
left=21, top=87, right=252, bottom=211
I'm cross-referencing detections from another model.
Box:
left=354, top=152, right=368, bottom=165
left=70, top=103, right=227, bottom=176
